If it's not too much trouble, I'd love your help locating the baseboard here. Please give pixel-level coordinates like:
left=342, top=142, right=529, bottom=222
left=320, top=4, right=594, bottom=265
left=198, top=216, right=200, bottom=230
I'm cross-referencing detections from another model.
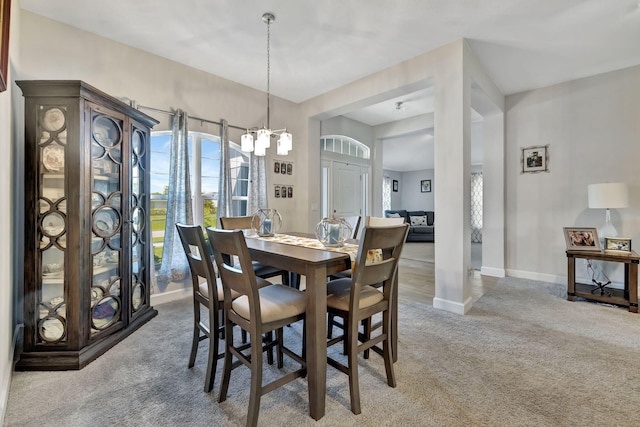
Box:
left=506, top=269, right=564, bottom=284
left=150, top=288, right=191, bottom=306
left=433, top=295, right=474, bottom=315
left=480, top=266, right=505, bottom=277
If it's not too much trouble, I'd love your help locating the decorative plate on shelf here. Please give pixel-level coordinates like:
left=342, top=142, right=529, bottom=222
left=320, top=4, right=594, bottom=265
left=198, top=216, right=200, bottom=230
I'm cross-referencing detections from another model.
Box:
left=42, top=144, right=65, bottom=172
left=92, top=116, right=121, bottom=147
left=42, top=108, right=66, bottom=132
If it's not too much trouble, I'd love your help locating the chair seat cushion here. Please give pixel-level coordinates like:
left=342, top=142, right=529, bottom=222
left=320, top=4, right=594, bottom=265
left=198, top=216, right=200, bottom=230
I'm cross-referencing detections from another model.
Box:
left=200, top=277, right=271, bottom=302
left=326, top=278, right=384, bottom=311
left=232, top=284, right=306, bottom=323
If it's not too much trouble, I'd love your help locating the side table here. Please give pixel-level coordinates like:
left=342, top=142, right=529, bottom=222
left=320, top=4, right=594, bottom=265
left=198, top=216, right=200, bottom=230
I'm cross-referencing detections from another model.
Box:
left=566, top=249, right=639, bottom=313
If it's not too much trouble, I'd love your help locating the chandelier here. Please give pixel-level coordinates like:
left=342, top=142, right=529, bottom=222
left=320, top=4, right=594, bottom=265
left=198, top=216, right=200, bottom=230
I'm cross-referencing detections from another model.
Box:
left=241, top=12, right=292, bottom=156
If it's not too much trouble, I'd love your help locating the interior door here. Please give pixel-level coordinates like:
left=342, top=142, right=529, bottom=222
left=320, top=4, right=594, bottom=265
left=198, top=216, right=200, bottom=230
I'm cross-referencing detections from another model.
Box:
left=332, top=161, right=362, bottom=218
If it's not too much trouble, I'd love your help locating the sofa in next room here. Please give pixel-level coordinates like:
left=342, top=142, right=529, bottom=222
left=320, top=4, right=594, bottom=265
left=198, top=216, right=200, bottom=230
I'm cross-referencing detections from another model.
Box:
left=383, top=210, right=434, bottom=242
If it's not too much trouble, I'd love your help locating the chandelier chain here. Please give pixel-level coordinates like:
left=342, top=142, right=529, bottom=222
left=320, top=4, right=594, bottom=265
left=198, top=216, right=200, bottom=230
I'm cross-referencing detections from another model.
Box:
left=266, top=16, right=271, bottom=128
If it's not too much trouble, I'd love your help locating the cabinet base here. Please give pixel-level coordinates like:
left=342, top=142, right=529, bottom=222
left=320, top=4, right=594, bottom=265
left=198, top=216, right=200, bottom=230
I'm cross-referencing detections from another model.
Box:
left=15, top=307, right=158, bottom=370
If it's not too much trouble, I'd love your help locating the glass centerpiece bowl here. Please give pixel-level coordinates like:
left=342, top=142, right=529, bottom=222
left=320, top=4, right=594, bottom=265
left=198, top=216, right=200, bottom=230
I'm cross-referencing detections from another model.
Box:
left=316, top=217, right=353, bottom=248
left=251, top=208, right=282, bottom=237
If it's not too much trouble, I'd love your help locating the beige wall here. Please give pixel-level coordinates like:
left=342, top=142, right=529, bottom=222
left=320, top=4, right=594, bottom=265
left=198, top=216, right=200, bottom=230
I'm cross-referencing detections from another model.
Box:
left=505, top=65, right=640, bottom=285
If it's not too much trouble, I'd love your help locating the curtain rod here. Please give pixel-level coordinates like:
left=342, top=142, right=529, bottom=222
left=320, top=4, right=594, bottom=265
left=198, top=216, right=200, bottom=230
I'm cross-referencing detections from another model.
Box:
left=136, top=104, right=248, bottom=132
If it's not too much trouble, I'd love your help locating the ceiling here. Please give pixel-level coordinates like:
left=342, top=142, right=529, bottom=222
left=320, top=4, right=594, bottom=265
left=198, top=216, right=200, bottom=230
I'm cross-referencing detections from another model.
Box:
left=20, top=0, right=640, bottom=171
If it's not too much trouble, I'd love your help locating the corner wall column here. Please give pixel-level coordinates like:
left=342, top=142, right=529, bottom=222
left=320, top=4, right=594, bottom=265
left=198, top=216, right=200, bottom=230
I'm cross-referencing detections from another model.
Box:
left=433, top=41, right=473, bottom=314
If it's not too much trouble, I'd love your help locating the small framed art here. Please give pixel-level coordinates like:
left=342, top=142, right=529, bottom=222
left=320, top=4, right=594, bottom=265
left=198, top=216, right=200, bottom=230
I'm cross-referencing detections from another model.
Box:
left=420, top=179, right=431, bottom=193
left=604, top=237, right=632, bottom=253
left=563, top=227, right=601, bottom=251
left=522, top=145, right=549, bottom=173
left=393, top=180, right=398, bottom=192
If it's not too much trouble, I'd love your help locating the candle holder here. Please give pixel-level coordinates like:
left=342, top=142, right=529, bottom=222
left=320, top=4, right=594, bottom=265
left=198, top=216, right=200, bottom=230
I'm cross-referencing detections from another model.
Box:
left=251, top=208, right=282, bottom=237
left=316, top=217, right=353, bottom=248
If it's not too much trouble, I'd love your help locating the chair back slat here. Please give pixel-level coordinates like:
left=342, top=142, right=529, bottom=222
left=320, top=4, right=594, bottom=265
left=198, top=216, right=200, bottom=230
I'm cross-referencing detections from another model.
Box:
left=175, top=223, right=218, bottom=299
left=350, top=218, right=409, bottom=303
left=220, top=216, right=257, bottom=231
left=206, top=228, right=260, bottom=311
left=342, top=215, right=361, bottom=239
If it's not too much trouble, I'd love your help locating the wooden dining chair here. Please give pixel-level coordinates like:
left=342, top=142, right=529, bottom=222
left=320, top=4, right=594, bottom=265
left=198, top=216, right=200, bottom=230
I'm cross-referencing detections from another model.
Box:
left=207, top=227, right=307, bottom=427
left=342, top=215, right=362, bottom=240
left=175, top=223, right=226, bottom=393
left=325, top=218, right=409, bottom=414
left=220, top=216, right=291, bottom=287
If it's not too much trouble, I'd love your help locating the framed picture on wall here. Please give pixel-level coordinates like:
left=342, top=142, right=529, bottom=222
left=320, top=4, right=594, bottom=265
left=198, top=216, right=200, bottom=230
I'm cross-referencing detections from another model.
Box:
left=393, top=180, right=398, bottom=192
left=521, top=144, right=549, bottom=173
left=420, top=179, right=431, bottom=193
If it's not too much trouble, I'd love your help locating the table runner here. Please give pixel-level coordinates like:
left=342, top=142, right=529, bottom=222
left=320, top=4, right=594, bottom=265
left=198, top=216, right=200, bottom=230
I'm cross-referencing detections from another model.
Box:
left=247, top=233, right=382, bottom=264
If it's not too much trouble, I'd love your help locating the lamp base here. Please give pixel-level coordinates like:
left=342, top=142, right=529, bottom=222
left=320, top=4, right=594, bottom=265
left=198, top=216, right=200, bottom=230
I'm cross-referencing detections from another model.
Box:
left=597, top=208, right=618, bottom=246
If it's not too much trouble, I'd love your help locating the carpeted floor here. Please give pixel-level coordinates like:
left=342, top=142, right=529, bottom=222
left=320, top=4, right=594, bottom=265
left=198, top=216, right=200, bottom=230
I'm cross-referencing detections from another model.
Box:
left=5, top=277, right=640, bottom=426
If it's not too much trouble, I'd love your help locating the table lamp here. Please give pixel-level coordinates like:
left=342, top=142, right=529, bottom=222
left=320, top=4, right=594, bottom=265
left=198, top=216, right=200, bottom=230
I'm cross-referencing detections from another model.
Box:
left=587, top=182, right=628, bottom=242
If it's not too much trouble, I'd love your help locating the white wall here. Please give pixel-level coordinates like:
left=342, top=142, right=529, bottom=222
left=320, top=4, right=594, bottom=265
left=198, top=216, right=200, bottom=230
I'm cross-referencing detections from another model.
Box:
left=1, top=1, right=20, bottom=422
left=401, top=169, right=435, bottom=211
left=505, top=65, right=640, bottom=284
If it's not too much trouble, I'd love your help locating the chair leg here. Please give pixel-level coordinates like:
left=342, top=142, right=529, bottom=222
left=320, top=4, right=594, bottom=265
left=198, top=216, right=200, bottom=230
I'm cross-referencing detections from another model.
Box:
left=218, top=322, right=234, bottom=403
left=363, top=318, right=371, bottom=359
left=383, top=310, right=396, bottom=388
left=247, top=331, right=263, bottom=427
left=347, top=315, right=362, bottom=415
left=276, top=327, right=284, bottom=369
left=327, top=314, right=334, bottom=339
left=204, top=328, right=218, bottom=392
left=188, top=302, right=201, bottom=369
left=264, top=331, right=275, bottom=365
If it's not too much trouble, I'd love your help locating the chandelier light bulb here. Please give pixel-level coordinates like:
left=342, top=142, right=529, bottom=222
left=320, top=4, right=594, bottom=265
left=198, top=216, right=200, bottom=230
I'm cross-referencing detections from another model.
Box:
left=241, top=132, right=254, bottom=152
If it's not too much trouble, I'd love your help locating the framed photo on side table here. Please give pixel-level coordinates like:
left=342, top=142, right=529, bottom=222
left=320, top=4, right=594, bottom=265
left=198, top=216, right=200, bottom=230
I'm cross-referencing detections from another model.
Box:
left=604, top=237, right=632, bottom=253
left=563, top=227, right=601, bottom=251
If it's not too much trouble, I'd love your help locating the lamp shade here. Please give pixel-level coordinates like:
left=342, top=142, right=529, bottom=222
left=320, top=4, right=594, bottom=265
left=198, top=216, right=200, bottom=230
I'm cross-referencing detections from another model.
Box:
left=588, top=182, right=629, bottom=209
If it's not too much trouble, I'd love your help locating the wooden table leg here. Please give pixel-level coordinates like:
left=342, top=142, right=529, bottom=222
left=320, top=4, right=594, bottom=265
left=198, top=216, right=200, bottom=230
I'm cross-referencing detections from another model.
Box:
left=305, top=265, right=327, bottom=420
left=629, top=261, right=638, bottom=313
left=567, top=254, right=575, bottom=301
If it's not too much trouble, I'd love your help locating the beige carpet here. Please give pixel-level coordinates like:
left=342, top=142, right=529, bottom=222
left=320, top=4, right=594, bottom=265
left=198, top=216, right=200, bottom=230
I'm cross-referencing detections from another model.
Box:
left=5, top=278, right=640, bottom=426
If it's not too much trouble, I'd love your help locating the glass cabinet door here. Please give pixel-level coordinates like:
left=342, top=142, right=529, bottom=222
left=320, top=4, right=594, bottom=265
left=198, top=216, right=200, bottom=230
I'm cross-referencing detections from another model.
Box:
left=90, top=112, right=124, bottom=335
left=38, top=106, right=68, bottom=344
left=130, top=128, right=148, bottom=315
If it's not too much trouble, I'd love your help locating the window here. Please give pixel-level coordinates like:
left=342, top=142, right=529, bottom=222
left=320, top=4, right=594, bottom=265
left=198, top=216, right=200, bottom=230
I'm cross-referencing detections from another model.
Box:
left=150, top=131, right=249, bottom=265
left=321, top=135, right=370, bottom=159
left=382, top=176, right=391, bottom=212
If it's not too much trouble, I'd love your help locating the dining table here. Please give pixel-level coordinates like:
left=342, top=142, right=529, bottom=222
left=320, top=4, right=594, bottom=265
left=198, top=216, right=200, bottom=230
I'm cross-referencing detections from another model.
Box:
left=245, top=233, right=351, bottom=420
left=245, top=232, right=400, bottom=420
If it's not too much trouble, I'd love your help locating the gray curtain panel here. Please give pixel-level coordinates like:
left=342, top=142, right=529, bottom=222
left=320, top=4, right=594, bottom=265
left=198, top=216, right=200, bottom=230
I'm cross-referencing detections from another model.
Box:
left=158, top=109, right=193, bottom=283
left=247, top=152, right=268, bottom=216
left=217, top=119, right=233, bottom=225
left=470, top=171, right=483, bottom=243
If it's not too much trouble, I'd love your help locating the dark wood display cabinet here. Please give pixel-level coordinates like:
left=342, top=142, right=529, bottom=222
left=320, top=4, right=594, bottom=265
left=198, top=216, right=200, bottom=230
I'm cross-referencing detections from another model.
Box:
left=17, top=80, right=159, bottom=370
